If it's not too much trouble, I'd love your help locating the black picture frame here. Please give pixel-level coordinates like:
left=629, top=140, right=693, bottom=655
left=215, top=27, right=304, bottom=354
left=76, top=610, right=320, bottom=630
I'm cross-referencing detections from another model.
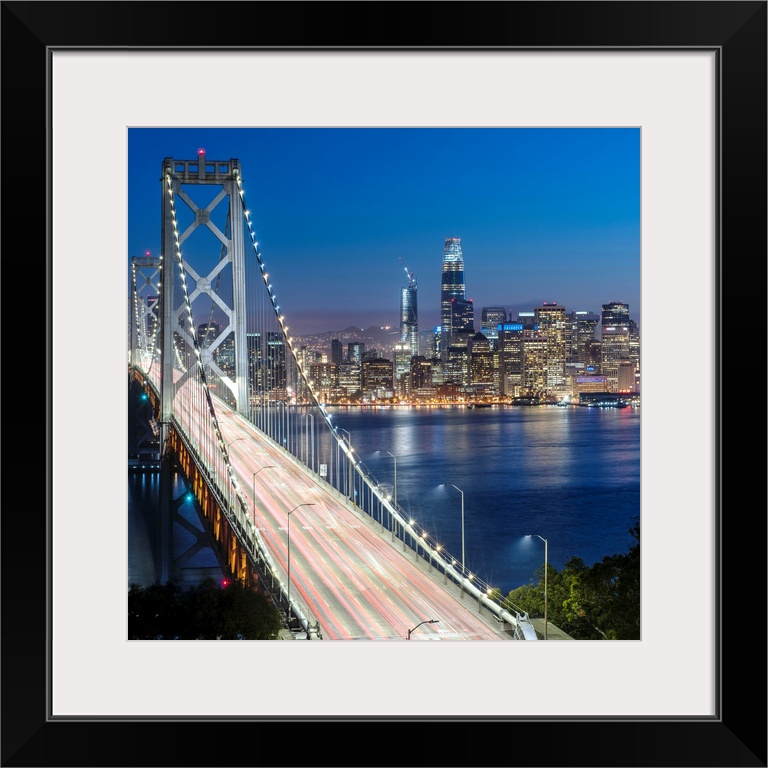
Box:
left=3, top=2, right=765, bottom=766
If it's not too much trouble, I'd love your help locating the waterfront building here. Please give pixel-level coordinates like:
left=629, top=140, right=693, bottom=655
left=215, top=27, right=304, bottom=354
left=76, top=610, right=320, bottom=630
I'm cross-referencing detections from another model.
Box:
left=570, top=373, right=609, bottom=398
left=400, top=271, right=419, bottom=357
left=522, top=334, right=549, bottom=396
left=468, top=332, right=496, bottom=392
left=601, top=325, right=630, bottom=392
left=362, top=358, right=394, bottom=400
left=440, top=237, right=465, bottom=349
left=308, top=362, right=339, bottom=402
left=498, top=316, right=535, bottom=397
left=443, top=345, right=469, bottom=387
left=601, top=302, right=631, bottom=393
left=534, top=302, right=568, bottom=394
left=617, top=360, right=636, bottom=393
left=338, top=361, right=362, bottom=397
left=628, top=319, right=641, bottom=392
left=410, top=355, right=432, bottom=392
left=393, top=343, right=412, bottom=395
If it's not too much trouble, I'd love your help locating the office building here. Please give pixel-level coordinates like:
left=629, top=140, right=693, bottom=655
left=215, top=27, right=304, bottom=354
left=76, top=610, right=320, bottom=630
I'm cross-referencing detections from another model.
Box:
left=362, top=358, right=394, bottom=399
left=481, top=307, right=507, bottom=344
left=534, top=302, right=568, bottom=394
left=330, top=338, right=343, bottom=365
left=400, top=271, right=419, bottom=357
left=450, top=297, right=475, bottom=337
left=567, top=310, right=599, bottom=364
left=601, top=302, right=631, bottom=393
left=440, top=237, right=465, bottom=349
left=347, top=342, right=365, bottom=364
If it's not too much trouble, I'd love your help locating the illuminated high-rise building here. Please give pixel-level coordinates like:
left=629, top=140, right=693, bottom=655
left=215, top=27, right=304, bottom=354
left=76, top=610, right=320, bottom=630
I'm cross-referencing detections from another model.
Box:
left=450, top=297, right=474, bottom=336
left=567, top=310, right=600, bottom=364
left=330, top=338, right=343, bottom=365
left=266, top=331, right=286, bottom=393
left=601, top=301, right=630, bottom=328
left=498, top=313, right=537, bottom=397
left=601, top=301, right=632, bottom=393
left=347, top=342, right=365, bottom=363
left=534, top=302, right=568, bottom=394
left=393, top=343, right=412, bottom=395
left=440, top=237, right=465, bottom=349
left=481, top=307, right=507, bottom=343
left=400, top=270, right=419, bottom=357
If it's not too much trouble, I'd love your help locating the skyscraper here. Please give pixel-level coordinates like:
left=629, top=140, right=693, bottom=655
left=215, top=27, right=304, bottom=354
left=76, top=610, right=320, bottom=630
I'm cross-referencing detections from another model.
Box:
left=534, top=302, right=568, bottom=394
left=481, top=307, right=507, bottom=343
left=601, top=301, right=634, bottom=393
left=330, top=338, right=343, bottom=365
left=567, top=310, right=600, bottom=365
left=400, top=270, right=419, bottom=357
left=440, top=237, right=465, bottom=350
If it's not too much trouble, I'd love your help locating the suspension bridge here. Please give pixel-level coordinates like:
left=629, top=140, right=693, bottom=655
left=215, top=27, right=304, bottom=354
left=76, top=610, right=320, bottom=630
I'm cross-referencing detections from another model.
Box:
left=128, top=151, right=538, bottom=641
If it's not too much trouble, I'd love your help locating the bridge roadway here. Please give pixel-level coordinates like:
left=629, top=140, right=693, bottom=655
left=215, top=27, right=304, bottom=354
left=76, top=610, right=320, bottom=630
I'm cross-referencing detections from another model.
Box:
left=184, top=405, right=513, bottom=641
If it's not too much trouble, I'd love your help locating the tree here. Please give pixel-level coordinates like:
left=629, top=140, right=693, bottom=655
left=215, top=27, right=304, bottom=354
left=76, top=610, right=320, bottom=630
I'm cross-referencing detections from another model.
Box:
left=505, top=517, right=640, bottom=640
left=219, top=579, right=283, bottom=640
left=128, top=582, right=182, bottom=639
left=128, top=578, right=283, bottom=640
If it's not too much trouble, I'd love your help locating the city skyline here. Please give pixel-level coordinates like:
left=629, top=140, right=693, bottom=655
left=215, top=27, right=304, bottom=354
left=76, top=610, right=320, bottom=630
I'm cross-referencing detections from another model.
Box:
left=128, top=128, right=640, bottom=336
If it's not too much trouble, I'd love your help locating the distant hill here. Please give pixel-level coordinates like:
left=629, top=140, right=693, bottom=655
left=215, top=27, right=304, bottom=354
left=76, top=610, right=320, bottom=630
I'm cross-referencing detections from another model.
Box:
left=296, top=324, right=400, bottom=357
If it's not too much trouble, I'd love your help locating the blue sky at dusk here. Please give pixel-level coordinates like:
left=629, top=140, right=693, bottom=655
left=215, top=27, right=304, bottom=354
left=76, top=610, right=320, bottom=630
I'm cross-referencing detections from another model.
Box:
left=129, top=127, right=640, bottom=336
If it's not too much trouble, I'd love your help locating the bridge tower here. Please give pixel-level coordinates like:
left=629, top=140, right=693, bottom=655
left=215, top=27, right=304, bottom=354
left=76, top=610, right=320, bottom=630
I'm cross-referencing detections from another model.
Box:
left=160, top=151, right=250, bottom=431
left=130, top=252, right=161, bottom=372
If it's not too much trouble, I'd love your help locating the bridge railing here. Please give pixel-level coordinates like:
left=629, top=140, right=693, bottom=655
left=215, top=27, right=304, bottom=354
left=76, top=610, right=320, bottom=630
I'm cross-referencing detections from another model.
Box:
left=346, top=453, right=536, bottom=638
left=170, top=412, right=325, bottom=637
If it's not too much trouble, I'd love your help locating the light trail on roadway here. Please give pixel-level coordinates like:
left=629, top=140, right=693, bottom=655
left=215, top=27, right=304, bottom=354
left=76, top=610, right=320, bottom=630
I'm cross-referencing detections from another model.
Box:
left=193, top=403, right=512, bottom=641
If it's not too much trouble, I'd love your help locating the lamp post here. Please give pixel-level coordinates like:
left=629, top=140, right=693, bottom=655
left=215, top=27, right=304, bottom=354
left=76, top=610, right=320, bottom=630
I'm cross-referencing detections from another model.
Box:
left=384, top=451, right=397, bottom=507
left=443, top=484, right=465, bottom=576
left=227, top=435, right=247, bottom=452
left=407, top=619, right=439, bottom=640
left=252, top=465, right=275, bottom=520
left=527, top=534, right=549, bottom=640
left=287, top=503, right=316, bottom=625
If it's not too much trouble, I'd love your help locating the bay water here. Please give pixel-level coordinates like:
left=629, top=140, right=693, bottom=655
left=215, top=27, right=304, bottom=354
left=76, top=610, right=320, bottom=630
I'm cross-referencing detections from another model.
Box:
left=324, top=404, right=640, bottom=595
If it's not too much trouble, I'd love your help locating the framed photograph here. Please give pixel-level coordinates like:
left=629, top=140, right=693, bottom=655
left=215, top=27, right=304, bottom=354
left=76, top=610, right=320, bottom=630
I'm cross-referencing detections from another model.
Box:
left=6, top=1, right=765, bottom=765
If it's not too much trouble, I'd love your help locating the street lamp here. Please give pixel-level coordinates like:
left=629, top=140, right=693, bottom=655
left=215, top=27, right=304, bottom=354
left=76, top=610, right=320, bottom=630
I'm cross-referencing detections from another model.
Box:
left=252, top=465, right=275, bottom=520
left=442, top=484, right=465, bottom=577
left=384, top=451, right=397, bottom=507
left=287, top=503, right=316, bottom=625
left=407, top=619, right=439, bottom=640
left=527, top=534, right=549, bottom=640
left=227, top=435, right=247, bottom=452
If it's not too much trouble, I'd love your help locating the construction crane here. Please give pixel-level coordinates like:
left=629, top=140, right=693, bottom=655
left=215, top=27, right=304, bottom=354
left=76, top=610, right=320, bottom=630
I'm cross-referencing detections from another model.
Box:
left=399, top=257, right=417, bottom=289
